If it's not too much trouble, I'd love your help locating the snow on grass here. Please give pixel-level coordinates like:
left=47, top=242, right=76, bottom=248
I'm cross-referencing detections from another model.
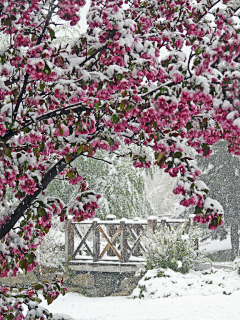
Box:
left=132, top=268, right=240, bottom=299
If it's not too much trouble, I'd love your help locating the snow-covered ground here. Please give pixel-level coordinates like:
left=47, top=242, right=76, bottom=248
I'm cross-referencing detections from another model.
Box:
left=41, top=290, right=240, bottom=320
left=200, top=236, right=231, bottom=253
left=41, top=268, right=240, bottom=320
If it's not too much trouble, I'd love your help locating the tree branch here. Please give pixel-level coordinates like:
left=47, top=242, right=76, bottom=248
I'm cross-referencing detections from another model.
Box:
left=0, top=151, right=81, bottom=240
left=12, top=1, right=56, bottom=121
left=3, top=102, right=88, bottom=144
left=81, top=153, right=112, bottom=165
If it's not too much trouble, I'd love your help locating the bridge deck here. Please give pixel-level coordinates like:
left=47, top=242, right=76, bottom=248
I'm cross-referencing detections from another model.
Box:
left=68, top=256, right=145, bottom=273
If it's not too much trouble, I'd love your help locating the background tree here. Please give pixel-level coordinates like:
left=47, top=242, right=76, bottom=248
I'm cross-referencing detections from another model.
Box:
left=145, top=169, right=184, bottom=217
left=47, top=146, right=156, bottom=220
left=197, top=141, right=240, bottom=257
left=0, top=0, right=240, bottom=318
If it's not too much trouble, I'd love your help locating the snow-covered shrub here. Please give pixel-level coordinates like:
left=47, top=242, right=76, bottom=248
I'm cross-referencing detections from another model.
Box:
left=142, top=222, right=206, bottom=274
left=132, top=268, right=240, bottom=299
left=35, top=217, right=65, bottom=272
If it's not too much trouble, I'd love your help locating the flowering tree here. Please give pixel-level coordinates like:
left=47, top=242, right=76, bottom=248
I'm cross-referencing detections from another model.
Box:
left=0, top=0, right=240, bottom=318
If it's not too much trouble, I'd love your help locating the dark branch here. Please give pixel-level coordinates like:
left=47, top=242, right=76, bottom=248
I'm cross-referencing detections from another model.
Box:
left=81, top=153, right=112, bottom=165
left=2, top=103, right=88, bottom=144
left=12, top=2, right=55, bottom=121
left=0, top=151, right=81, bottom=240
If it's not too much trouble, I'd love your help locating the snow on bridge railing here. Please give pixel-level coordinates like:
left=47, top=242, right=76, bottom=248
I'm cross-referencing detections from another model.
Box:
left=65, top=216, right=198, bottom=270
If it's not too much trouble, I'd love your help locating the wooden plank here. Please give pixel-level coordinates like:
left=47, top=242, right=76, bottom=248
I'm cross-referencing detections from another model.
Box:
left=68, top=261, right=144, bottom=273
left=65, top=219, right=75, bottom=262
left=93, top=220, right=100, bottom=262
left=97, top=225, right=121, bottom=260
left=99, top=226, right=121, bottom=259
left=126, top=227, right=147, bottom=260
left=120, top=220, right=128, bottom=262
left=107, top=216, right=117, bottom=256
left=160, top=219, right=166, bottom=231
left=71, top=224, right=93, bottom=259
left=126, top=224, right=145, bottom=255
left=147, top=217, right=157, bottom=233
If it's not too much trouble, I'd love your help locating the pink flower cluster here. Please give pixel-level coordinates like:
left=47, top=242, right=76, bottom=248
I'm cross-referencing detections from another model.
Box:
left=69, top=175, right=83, bottom=185
left=57, top=0, right=85, bottom=26
left=180, top=197, right=198, bottom=207
left=173, top=185, right=188, bottom=196
left=19, top=176, right=37, bottom=195
left=193, top=214, right=224, bottom=230
left=69, top=193, right=101, bottom=222
left=172, top=73, right=184, bottom=84
left=133, top=160, right=151, bottom=168
left=165, top=163, right=187, bottom=177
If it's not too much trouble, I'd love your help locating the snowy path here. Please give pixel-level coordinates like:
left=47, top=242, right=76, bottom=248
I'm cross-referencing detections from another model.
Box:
left=41, top=291, right=240, bottom=320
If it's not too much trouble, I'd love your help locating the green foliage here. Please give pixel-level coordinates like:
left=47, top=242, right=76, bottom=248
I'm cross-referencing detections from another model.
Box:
left=142, top=222, right=206, bottom=274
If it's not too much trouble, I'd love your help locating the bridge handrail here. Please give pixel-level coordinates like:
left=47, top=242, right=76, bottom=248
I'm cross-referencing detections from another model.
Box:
left=65, top=216, right=198, bottom=265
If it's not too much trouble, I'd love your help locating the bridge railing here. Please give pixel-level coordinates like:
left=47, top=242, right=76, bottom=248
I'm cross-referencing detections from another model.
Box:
left=65, top=216, right=197, bottom=266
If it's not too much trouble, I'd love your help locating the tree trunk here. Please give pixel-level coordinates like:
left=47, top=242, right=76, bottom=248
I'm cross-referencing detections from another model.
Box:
left=231, top=224, right=239, bottom=258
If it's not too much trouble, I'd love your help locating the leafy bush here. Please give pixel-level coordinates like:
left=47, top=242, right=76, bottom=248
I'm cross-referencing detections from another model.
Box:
left=142, top=221, right=207, bottom=274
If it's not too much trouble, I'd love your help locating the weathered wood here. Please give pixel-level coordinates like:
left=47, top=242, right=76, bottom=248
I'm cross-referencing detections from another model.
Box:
left=147, top=217, right=157, bottom=234
left=160, top=219, right=166, bottom=231
left=132, top=219, right=143, bottom=256
left=66, top=217, right=199, bottom=271
left=106, top=215, right=117, bottom=256
left=120, top=220, right=128, bottom=262
left=194, top=238, right=199, bottom=251
left=126, top=224, right=146, bottom=256
left=65, top=219, right=75, bottom=262
left=98, top=225, right=121, bottom=259
left=126, top=227, right=147, bottom=261
left=72, top=224, right=93, bottom=259
left=92, top=220, right=100, bottom=262
left=184, top=217, right=192, bottom=234
left=68, top=261, right=144, bottom=273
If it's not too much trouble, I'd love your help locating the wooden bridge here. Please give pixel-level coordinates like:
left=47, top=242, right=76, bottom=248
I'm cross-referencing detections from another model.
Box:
left=65, top=216, right=197, bottom=273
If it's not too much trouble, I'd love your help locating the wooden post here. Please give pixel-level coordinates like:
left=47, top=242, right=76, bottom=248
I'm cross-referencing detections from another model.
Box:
left=106, top=215, right=116, bottom=256
left=132, top=217, right=141, bottom=257
left=231, top=224, right=239, bottom=258
left=194, top=238, right=199, bottom=251
left=185, top=217, right=192, bottom=234
left=147, top=216, right=157, bottom=234
left=92, top=219, right=100, bottom=262
left=65, top=219, right=74, bottom=263
left=120, top=219, right=128, bottom=262
left=160, top=218, right=166, bottom=231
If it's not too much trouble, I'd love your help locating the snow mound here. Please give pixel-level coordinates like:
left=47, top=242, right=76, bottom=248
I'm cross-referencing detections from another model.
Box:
left=132, top=268, right=240, bottom=299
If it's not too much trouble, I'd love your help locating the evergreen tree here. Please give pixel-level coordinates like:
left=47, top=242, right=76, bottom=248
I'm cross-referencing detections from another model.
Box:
left=197, top=141, right=240, bottom=256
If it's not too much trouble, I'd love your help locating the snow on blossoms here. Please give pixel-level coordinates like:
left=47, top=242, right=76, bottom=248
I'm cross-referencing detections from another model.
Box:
left=68, top=192, right=101, bottom=222
left=1, top=0, right=240, bottom=317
